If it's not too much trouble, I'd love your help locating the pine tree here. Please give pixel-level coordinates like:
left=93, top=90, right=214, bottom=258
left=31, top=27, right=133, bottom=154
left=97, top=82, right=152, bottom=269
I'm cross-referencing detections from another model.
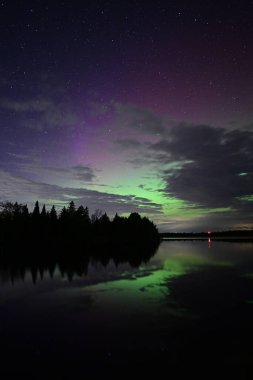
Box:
left=67, top=201, right=76, bottom=217
left=113, top=213, right=121, bottom=223
left=50, top=205, right=57, bottom=221
left=76, top=205, right=85, bottom=220
left=59, top=206, right=68, bottom=221
left=32, top=201, right=40, bottom=219
left=41, top=204, right=47, bottom=219
left=76, top=206, right=90, bottom=224
left=100, top=213, right=110, bottom=224
left=83, top=206, right=90, bottom=224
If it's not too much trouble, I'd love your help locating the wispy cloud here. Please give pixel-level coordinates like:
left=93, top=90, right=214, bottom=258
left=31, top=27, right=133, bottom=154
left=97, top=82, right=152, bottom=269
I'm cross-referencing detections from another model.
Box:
left=0, top=169, right=162, bottom=215
left=113, top=102, right=166, bottom=135
left=70, top=165, right=95, bottom=182
left=8, top=163, right=96, bottom=183
left=89, top=100, right=169, bottom=136
left=0, top=97, right=77, bottom=130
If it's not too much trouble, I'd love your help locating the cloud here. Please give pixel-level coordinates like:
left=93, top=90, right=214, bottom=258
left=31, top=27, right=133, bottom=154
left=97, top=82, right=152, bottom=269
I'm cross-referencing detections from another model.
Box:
left=86, top=100, right=171, bottom=137
left=9, top=163, right=96, bottom=183
left=158, top=210, right=253, bottom=232
left=113, top=139, right=142, bottom=150
left=150, top=124, right=253, bottom=210
left=113, top=102, right=166, bottom=135
left=70, top=165, right=95, bottom=182
left=0, top=169, right=162, bottom=215
left=0, top=97, right=77, bottom=130
left=7, top=152, right=31, bottom=160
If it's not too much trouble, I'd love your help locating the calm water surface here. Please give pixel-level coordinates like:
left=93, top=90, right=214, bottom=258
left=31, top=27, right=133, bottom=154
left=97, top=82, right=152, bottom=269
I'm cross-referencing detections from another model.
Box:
left=1, top=240, right=253, bottom=377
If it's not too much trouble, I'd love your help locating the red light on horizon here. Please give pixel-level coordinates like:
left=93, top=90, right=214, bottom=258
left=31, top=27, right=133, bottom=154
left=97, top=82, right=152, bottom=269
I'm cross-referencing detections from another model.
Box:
left=208, top=230, right=211, bottom=235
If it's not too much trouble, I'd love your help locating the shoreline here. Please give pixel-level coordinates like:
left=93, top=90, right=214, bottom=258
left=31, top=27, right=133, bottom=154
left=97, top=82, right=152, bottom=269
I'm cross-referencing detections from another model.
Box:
left=161, top=236, right=253, bottom=241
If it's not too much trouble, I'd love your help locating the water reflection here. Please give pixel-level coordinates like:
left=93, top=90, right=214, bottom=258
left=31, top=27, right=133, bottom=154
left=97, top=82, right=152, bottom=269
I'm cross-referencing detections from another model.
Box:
left=1, top=240, right=253, bottom=377
left=160, top=241, right=253, bottom=376
left=0, top=240, right=160, bottom=285
left=1, top=239, right=253, bottom=286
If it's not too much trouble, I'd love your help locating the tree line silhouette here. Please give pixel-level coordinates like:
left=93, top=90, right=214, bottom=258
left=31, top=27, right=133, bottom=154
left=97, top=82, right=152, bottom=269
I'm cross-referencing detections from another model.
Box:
left=0, top=200, right=160, bottom=264
left=0, top=200, right=160, bottom=280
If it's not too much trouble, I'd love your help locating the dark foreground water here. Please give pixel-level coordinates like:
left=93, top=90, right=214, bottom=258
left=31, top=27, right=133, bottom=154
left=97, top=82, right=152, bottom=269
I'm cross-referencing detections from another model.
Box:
left=1, top=240, right=253, bottom=378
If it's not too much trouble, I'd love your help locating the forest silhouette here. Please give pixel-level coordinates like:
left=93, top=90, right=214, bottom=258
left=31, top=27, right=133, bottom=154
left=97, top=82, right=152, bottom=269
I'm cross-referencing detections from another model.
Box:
left=0, top=201, right=160, bottom=280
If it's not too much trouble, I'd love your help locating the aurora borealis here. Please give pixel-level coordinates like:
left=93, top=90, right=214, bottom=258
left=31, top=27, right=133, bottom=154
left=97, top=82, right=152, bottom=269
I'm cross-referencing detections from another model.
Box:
left=1, top=1, right=253, bottom=231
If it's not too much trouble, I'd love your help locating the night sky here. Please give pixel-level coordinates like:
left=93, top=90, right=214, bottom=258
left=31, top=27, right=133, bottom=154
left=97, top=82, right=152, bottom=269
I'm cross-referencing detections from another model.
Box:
left=1, top=0, right=253, bottom=231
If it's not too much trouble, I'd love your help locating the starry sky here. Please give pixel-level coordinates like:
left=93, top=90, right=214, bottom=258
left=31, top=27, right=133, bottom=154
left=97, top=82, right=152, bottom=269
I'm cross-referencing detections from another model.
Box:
left=1, top=0, right=253, bottom=231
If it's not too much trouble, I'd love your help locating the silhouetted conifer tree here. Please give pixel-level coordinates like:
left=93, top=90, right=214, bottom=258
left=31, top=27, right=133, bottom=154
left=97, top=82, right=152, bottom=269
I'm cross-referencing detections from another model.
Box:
left=84, top=206, right=90, bottom=224
left=100, top=213, right=110, bottom=224
left=59, top=206, right=68, bottom=221
left=41, top=204, right=47, bottom=219
left=75, top=205, right=88, bottom=223
left=32, top=201, right=40, bottom=219
left=50, top=205, right=57, bottom=221
left=76, top=205, right=85, bottom=218
left=0, top=199, right=160, bottom=250
left=113, top=213, right=119, bottom=222
left=112, top=213, right=126, bottom=237
left=67, top=201, right=76, bottom=217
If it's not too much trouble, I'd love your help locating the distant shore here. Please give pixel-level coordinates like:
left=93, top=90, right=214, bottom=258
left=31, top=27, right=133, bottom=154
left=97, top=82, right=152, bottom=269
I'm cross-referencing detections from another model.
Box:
left=161, top=236, right=253, bottom=241
left=160, top=230, right=253, bottom=241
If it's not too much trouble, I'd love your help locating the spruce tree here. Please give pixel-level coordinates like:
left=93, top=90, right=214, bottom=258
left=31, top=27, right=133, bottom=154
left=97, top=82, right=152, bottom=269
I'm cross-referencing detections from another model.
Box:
left=59, top=206, right=68, bottom=221
left=41, top=204, right=47, bottom=219
left=32, top=201, right=40, bottom=219
left=50, top=205, right=57, bottom=221
left=76, top=205, right=90, bottom=224
left=67, top=201, right=76, bottom=217
left=84, top=206, right=90, bottom=224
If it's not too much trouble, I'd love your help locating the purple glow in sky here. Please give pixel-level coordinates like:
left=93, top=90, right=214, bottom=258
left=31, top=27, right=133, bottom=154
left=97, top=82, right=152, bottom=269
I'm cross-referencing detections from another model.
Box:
left=0, top=1, right=253, bottom=231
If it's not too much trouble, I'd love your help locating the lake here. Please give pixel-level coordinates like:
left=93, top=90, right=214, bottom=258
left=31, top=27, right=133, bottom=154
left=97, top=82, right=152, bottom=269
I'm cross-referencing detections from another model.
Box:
left=1, top=240, right=253, bottom=378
